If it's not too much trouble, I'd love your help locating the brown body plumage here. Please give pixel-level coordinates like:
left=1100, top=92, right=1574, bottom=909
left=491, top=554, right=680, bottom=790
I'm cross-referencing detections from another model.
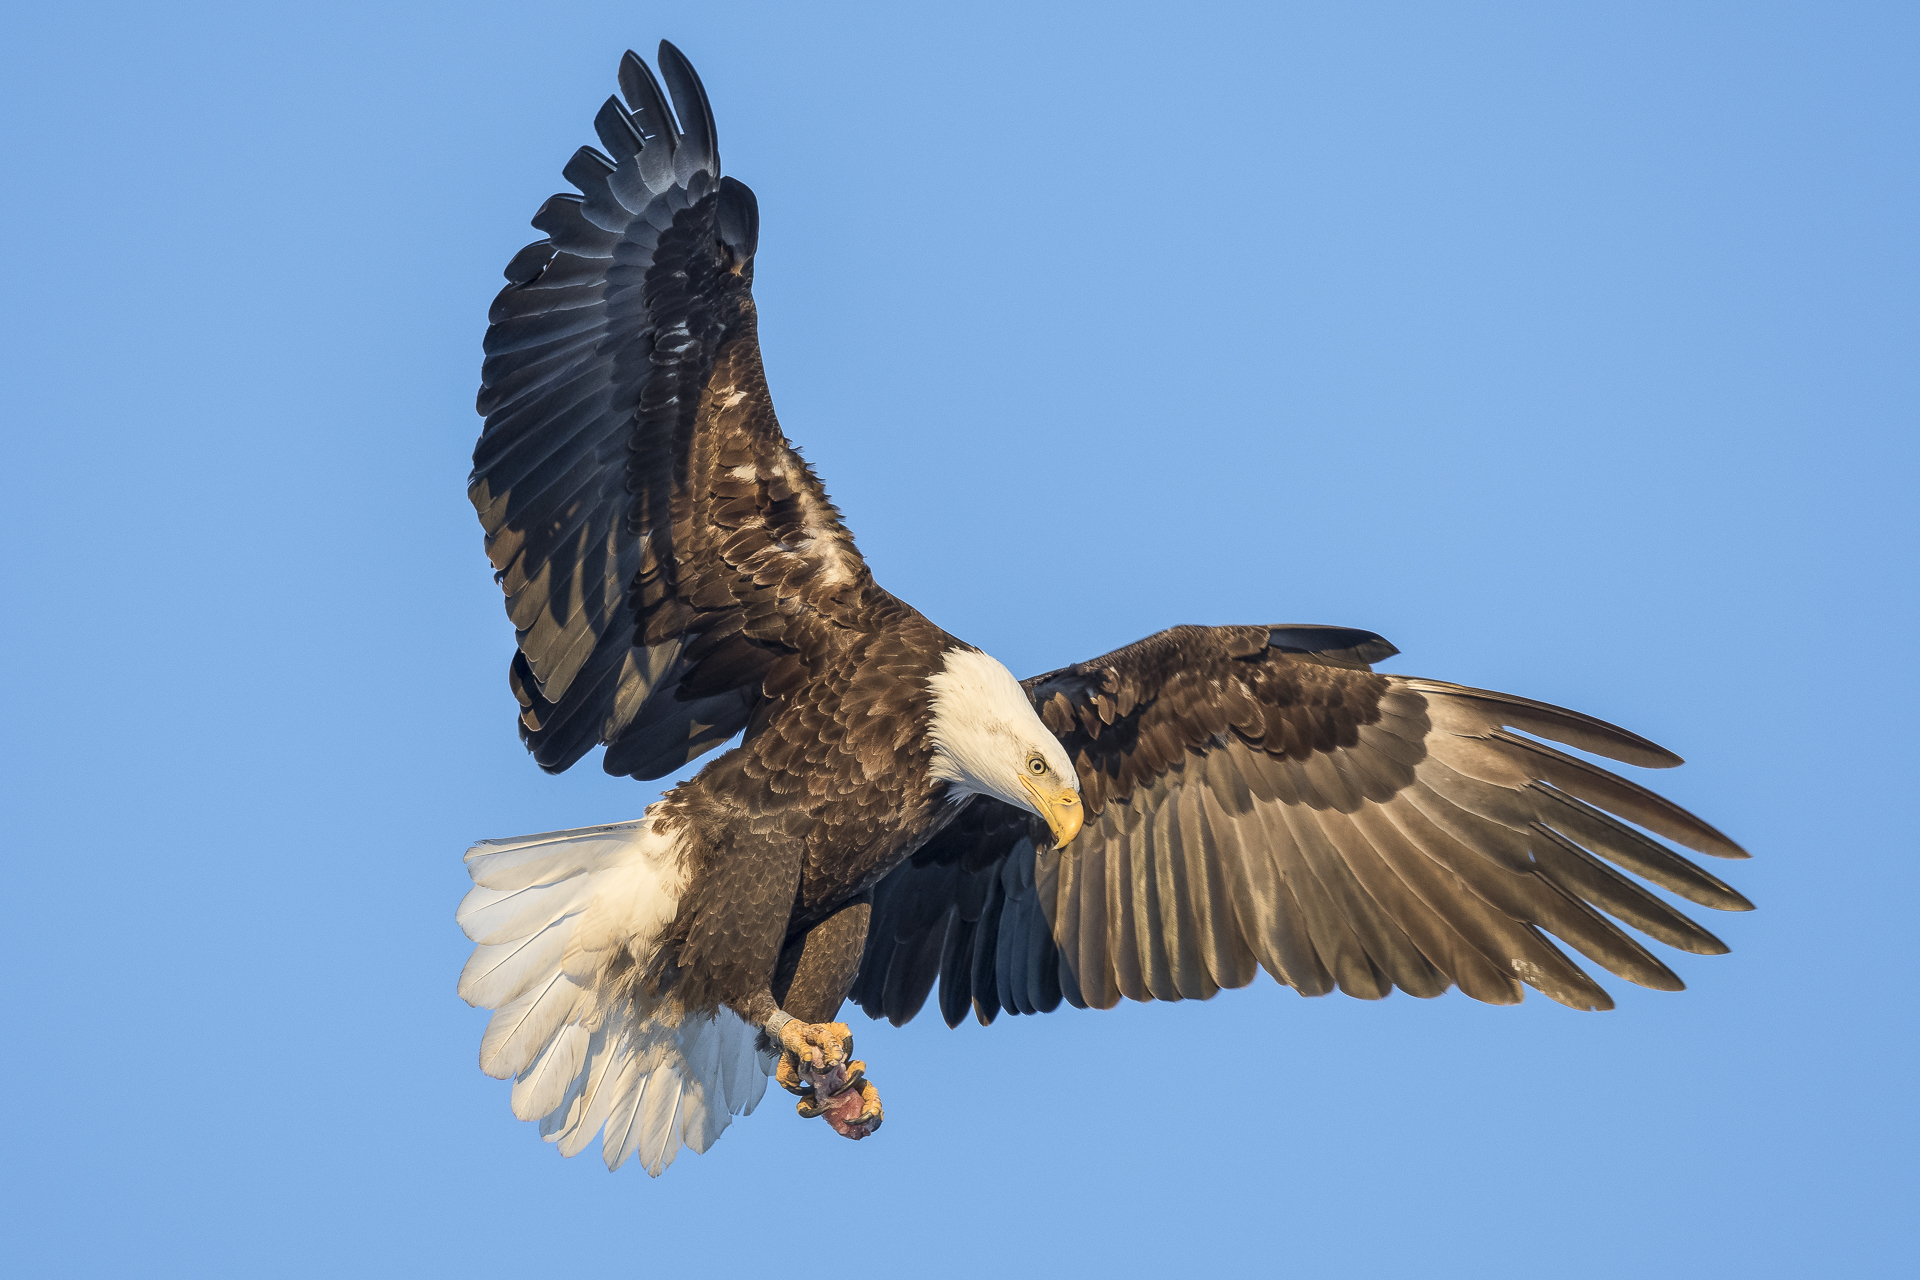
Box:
left=641, top=603, right=967, bottom=1022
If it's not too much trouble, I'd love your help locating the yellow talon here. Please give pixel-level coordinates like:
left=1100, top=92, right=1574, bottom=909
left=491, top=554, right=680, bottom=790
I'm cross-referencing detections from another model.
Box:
left=850, top=1078, right=882, bottom=1129
left=772, top=1018, right=880, bottom=1138
left=774, top=1052, right=809, bottom=1097
left=776, top=1019, right=851, bottom=1070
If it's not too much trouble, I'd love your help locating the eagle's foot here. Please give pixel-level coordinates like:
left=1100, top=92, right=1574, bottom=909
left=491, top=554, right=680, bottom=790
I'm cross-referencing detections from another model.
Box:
left=776, top=1018, right=852, bottom=1073
left=773, top=1021, right=882, bottom=1140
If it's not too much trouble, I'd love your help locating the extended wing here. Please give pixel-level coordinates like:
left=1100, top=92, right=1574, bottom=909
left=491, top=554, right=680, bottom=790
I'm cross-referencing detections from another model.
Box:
left=471, top=43, right=874, bottom=779
left=855, top=625, right=1751, bottom=1026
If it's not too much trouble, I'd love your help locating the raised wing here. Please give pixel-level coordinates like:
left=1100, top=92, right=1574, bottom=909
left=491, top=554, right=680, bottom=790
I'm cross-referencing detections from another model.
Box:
left=471, top=43, right=875, bottom=780
left=854, top=625, right=1752, bottom=1027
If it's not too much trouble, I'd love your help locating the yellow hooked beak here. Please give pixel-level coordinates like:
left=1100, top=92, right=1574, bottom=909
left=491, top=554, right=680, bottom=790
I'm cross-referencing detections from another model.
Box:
left=1020, top=774, right=1084, bottom=848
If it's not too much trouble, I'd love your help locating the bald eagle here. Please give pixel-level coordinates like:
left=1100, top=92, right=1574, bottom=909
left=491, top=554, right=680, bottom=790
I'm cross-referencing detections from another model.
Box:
left=459, top=42, right=1752, bottom=1177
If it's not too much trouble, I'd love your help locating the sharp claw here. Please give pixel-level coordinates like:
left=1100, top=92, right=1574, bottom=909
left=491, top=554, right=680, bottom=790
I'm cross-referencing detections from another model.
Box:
left=774, top=1052, right=810, bottom=1096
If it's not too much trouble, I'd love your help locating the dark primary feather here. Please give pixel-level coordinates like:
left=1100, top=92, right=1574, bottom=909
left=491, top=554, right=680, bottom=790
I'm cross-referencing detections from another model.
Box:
left=856, top=625, right=1752, bottom=1028
left=471, top=44, right=878, bottom=779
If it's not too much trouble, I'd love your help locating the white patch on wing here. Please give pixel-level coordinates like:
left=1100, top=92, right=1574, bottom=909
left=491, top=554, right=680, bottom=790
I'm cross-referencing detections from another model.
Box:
left=926, top=648, right=1078, bottom=809
left=456, top=811, right=774, bottom=1177
left=771, top=445, right=859, bottom=587
left=716, top=443, right=859, bottom=586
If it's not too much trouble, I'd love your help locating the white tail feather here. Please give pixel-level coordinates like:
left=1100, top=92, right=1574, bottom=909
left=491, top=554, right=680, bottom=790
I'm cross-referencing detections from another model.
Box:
left=511, top=1023, right=587, bottom=1121
left=457, top=816, right=774, bottom=1176
left=459, top=921, right=574, bottom=1010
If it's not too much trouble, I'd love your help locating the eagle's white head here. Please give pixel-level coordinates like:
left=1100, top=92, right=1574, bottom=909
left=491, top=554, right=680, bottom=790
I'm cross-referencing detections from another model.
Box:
left=925, top=647, right=1084, bottom=847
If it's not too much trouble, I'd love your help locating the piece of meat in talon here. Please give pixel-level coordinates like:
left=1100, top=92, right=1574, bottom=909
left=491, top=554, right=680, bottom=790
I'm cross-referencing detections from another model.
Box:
left=775, top=1019, right=884, bottom=1139
left=793, top=1057, right=881, bottom=1138
left=818, top=1075, right=883, bottom=1139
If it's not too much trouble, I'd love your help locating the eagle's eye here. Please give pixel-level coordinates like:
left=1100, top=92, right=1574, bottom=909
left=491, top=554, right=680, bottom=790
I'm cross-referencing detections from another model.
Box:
left=1027, top=756, right=1047, bottom=775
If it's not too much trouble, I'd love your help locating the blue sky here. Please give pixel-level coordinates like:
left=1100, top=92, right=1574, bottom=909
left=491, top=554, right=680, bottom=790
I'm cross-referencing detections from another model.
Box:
left=3, top=2, right=1914, bottom=1275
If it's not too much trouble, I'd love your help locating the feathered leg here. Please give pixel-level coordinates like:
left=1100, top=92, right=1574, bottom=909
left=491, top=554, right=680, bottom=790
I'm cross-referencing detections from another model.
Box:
left=764, top=900, right=883, bottom=1139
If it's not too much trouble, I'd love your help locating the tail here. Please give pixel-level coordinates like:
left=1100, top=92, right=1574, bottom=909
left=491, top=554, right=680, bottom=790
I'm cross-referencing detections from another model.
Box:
left=456, top=819, right=773, bottom=1176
